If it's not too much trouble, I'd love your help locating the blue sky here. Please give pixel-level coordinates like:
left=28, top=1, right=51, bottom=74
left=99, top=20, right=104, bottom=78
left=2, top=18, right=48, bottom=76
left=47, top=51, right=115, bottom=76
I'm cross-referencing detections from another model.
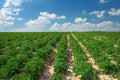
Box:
left=0, top=0, right=120, bottom=32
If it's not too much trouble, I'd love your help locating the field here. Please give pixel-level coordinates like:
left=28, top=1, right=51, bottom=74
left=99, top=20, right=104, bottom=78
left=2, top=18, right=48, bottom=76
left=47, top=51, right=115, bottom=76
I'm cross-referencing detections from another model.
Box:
left=0, top=32, right=120, bottom=80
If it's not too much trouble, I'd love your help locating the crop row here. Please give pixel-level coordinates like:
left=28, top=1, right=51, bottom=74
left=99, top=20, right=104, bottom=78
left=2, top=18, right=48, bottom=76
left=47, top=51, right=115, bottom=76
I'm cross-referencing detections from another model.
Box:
left=75, top=32, right=120, bottom=66
left=0, top=32, right=119, bottom=80
left=0, top=33, right=46, bottom=50
left=0, top=32, right=62, bottom=80
left=69, top=34, right=98, bottom=80
left=73, top=32, right=119, bottom=78
left=0, top=33, right=52, bottom=67
left=51, top=33, right=68, bottom=80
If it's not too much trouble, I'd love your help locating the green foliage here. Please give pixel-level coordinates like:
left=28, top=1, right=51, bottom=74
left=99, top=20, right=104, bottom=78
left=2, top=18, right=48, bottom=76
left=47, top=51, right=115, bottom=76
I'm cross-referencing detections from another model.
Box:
left=54, top=60, right=68, bottom=74
left=10, top=73, right=31, bottom=80
left=23, top=57, right=45, bottom=79
left=69, top=34, right=99, bottom=79
left=3, top=48, right=19, bottom=56
left=0, top=55, right=9, bottom=67
left=51, top=73, right=62, bottom=80
left=73, top=32, right=120, bottom=78
left=0, top=54, right=28, bottom=79
left=52, top=34, right=68, bottom=79
left=0, top=32, right=119, bottom=79
left=73, top=62, right=91, bottom=75
left=54, top=51, right=68, bottom=60
left=36, top=45, right=52, bottom=59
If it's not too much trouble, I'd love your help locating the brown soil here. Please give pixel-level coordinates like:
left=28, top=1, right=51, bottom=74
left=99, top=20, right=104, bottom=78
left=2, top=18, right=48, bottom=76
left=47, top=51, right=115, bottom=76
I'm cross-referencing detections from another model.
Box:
left=98, top=75, right=118, bottom=80
left=71, top=33, right=117, bottom=80
left=65, top=34, right=81, bottom=80
left=39, top=46, right=57, bottom=80
left=71, top=34, right=100, bottom=70
left=78, top=41, right=100, bottom=70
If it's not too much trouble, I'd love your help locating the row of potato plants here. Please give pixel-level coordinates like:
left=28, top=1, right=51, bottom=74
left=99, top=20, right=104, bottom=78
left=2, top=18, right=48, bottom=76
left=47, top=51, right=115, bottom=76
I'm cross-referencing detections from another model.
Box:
left=0, top=32, right=47, bottom=56
left=79, top=32, right=120, bottom=66
left=90, top=32, right=120, bottom=78
left=0, top=32, right=58, bottom=56
left=73, top=32, right=119, bottom=78
left=0, top=33, right=62, bottom=80
left=69, top=34, right=98, bottom=80
left=51, top=33, right=68, bottom=80
left=99, top=33, right=120, bottom=68
left=10, top=44, right=59, bottom=79
left=0, top=33, right=46, bottom=49
left=0, top=33, right=52, bottom=68
left=21, top=33, right=62, bottom=80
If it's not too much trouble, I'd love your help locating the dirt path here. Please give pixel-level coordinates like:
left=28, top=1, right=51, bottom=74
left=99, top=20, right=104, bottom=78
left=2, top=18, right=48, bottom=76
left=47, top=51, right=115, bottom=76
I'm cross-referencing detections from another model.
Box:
left=65, top=34, right=81, bottom=80
left=39, top=45, right=57, bottom=80
left=71, top=33, right=117, bottom=80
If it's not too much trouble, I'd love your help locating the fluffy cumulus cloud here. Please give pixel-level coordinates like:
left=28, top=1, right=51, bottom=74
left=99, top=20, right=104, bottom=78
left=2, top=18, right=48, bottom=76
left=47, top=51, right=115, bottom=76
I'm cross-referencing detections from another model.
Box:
left=3, top=0, right=23, bottom=7
left=108, top=8, right=120, bottom=16
left=50, top=22, right=73, bottom=31
left=99, top=0, right=108, bottom=3
left=13, top=12, right=66, bottom=31
left=0, top=0, right=22, bottom=27
left=50, top=17, right=120, bottom=32
left=13, top=12, right=120, bottom=32
left=40, top=12, right=66, bottom=19
left=58, top=15, right=66, bottom=19
left=25, top=17, right=50, bottom=31
left=74, top=18, right=87, bottom=23
left=0, top=21, right=14, bottom=26
left=90, top=10, right=106, bottom=18
left=96, top=21, right=113, bottom=27
left=50, top=22, right=95, bottom=32
left=0, top=0, right=31, bottom=27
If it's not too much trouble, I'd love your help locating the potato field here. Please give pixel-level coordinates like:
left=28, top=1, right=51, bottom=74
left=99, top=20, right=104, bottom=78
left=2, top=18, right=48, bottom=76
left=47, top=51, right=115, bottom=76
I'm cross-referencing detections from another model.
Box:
left=0, top=32, right=120, bottom=80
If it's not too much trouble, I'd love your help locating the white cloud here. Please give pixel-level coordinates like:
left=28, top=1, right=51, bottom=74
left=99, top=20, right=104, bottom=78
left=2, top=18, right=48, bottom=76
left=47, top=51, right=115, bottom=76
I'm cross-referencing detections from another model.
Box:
left=26, top=12, right=66, bottom=29
left=50, top=23, right=61, bottom=31
left=13, top=13, right=120, bottom=32
left=40, top=12, right=57, bottom=19
left=13, top=12, right=66, bottom=31
left=26, top=16, right=50, bottom=31
left=11, top=11, right=120, bottom=32
left=0, top=0, right=27, bottom=27
left=40, top=12, right=66, bottom=19
left=108, top=8, right=120, bottom=16
left=58, top=15, right=66, bottom=19
left=25, top=0, right=32, bottom=2
left=50, top=22, right=72, bottom=31
left=100, top=0, right=108, bottom=3
left=50, top=22, right=96, bottom=32
left=90, top=10, right=106, bottom=18
left=0, top=21, right=14, bottom=27
left=17, top=17, right=23, bottom=20
left=12, top=8, right=21, bottom=15
left=115, top=23, right=120, bottom=26
left=74, top=18, right=87, bottom=23
left=50, top=19, right=120, bottom=32
left=0, top=16, right=15, bottom=21
left=97, top=21, right=113, bottom=27
left=3, top=0, right=23, bottom=7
